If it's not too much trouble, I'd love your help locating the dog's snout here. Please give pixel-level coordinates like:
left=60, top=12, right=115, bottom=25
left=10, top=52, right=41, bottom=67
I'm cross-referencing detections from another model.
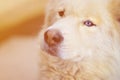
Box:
left=44, top=29, right=63, bottom=46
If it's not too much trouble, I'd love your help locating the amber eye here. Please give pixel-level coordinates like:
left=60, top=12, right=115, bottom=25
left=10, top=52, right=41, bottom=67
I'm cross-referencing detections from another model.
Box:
left=58, top=9, right=65, bottom=17
left=83, top=20, right=96, bottom=27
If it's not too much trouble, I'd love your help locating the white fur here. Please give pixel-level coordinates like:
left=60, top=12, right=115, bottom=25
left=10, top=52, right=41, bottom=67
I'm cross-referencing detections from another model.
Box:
left=39, top=0, right=120, bottom=80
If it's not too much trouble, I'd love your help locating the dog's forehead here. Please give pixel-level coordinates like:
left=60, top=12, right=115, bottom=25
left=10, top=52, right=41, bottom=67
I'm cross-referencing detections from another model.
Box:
left=57, top=0, right=109, bottom=8
left=55, top=0, right=110, bottom=16
left=57, top=0, right=109, bottom=20
left=47, top=0, right=117, bottom=25
left=67, top=0, right=109, bottom=10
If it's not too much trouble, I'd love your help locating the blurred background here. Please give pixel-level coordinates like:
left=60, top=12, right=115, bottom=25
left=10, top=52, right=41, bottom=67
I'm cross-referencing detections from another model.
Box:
left=0, top=0, right=47, bottom=80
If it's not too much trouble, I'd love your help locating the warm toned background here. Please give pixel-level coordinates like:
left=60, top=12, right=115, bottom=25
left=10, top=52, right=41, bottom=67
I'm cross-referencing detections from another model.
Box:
left=0, top=0, right=47, bottom=80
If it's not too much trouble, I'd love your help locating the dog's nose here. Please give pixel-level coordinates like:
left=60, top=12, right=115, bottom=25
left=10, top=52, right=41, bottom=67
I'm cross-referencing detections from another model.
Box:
left=44, top=29, right=63, bottom=46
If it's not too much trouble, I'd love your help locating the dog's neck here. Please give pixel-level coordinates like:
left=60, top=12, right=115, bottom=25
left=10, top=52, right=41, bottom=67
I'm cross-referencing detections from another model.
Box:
left=39, top=50, right=120, bottom=80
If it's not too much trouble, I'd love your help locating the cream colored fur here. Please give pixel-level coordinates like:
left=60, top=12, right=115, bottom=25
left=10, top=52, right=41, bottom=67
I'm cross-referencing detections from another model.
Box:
left=39, top=0, right=120, bottom=80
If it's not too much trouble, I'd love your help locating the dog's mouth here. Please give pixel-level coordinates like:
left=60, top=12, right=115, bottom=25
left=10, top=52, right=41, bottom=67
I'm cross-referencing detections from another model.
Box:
left=43, top=43, right=60, bottom=56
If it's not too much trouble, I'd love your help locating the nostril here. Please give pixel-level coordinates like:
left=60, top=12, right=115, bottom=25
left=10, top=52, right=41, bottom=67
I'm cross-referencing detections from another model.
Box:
left=52, top=32, right=63, bottom=43
left=44, top=29, right=63, bottom=46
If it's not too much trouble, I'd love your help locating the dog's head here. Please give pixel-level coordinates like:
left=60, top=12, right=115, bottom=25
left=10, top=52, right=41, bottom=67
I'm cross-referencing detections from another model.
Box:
left=39, top=0, right=120, bottom=61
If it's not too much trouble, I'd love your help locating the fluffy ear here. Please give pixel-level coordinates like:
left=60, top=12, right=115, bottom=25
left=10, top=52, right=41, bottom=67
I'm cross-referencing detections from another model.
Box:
left=109, top=0, right=120, bottom=22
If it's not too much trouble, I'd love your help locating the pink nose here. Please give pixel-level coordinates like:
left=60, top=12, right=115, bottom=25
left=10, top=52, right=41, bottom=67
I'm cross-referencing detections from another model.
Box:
left=44, top=29, right=63, bottom=47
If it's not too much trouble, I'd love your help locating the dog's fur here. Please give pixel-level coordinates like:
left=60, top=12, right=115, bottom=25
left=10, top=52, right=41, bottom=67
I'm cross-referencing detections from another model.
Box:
left=39, top=0, right=120, bottom=80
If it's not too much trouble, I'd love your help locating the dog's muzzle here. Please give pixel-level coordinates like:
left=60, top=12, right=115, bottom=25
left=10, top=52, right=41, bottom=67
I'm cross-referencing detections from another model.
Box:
left=43, top=29, right=64, bottom=56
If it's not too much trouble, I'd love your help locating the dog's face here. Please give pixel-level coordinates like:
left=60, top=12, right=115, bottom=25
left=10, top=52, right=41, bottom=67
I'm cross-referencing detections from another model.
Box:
left=39, top=0, right=120, bottom=61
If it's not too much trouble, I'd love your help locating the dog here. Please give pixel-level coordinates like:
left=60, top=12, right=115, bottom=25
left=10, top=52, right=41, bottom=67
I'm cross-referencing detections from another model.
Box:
left=39, top=0, right=120, bottom=80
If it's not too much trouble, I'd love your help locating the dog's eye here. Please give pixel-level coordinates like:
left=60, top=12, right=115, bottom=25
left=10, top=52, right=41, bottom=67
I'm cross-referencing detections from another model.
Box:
left=83, top=20, right=96, bottom=27
left=58, top=9, right=65, bottom=17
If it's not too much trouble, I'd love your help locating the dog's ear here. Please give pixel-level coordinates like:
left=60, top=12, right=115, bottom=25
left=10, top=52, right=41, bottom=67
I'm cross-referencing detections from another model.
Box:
left=109, top=0, right=120, bottom=22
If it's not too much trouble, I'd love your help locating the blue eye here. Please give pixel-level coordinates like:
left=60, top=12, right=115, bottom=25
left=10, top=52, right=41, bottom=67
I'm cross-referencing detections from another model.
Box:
left=83, top=20, right=96, bottom=27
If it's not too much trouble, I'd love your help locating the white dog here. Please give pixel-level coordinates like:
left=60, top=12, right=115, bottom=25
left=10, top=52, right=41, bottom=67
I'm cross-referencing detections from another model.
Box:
left=39, top=0, right=120, bottom=80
